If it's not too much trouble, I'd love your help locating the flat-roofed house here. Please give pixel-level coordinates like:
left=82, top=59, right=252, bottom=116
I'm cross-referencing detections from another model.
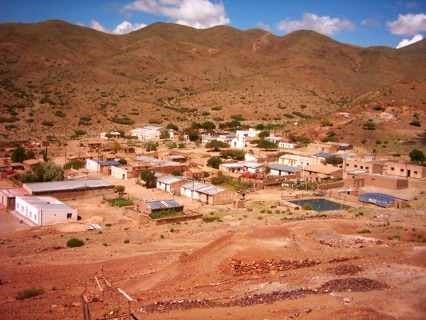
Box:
left=110, top=165, right=129, bottom=180
left=267, top=163, right=301, bottom=176
left=156, top=175, right=187, bottom=195
left=383, top=161, right=426, bottom=179
left=85, top=159, right=121, bottom=175
left=14, top=196, right=78, bottom=226
left=302, top=164, right=343, bottom=182
left=22, top=179, right=114, bottom=200
left=130, top=126, right=162, bottom=141
left=278, top=154, right=323, bottom=167
left=180, top=181, right=235, bottom=205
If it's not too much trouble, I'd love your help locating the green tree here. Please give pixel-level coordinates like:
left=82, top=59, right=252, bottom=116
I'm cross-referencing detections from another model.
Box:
left=258, top=130, right=270, bottom=139
left=207, top=156, right=222, bottom=169
left=11, top=146, right=27, bottom=163
left=325, top=155, right=343, bottom=166
left=166, top=123, right=179, bottom=131
left=256, top=139, right=277, bottom=149
left=409, top=149, right=425, bottom=163
left=186, top=129, right=200, bottom=142
left=205, top=140, right=229, bottom=151
left=21, top=162, right=64, bottom=183
left=160, top=129, right=170, bottom=139
left=144, top=141, right=159, bottom=152
left=363, top=119, right=376, bottom=130
left=140, top=170, right=157, bottom=188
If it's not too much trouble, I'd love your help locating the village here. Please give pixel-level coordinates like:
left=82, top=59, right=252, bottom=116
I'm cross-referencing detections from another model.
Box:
left=1, top=123, right=425, bottom=229
left=0, top=122, right=425, bottom=320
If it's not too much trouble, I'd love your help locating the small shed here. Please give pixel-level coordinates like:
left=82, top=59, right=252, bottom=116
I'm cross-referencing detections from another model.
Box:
left=137, top=199, right=183, bottom=218
left=0, top=188, right=29, bottom=210
left=156, top=175, right=187, bottom=195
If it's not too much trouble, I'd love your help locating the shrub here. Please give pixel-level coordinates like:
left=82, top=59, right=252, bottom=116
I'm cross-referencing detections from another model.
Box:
left=325, top=155, right=343, bottom=166
left=409, top=149, right=425, bottom=164
left=54, top=110, right=66, bottom=118
left=64, top=159, right=85, bottom=170
left=20, top=162, right=64, bottom=183
left=220, top=149, right=245, bottom=160
left=140, top=170, right=157, bottom=188
left=109, top=198, right=133, bottom=207
left=206, top=140, right=229, bottom=150
left=11, top=146, right=33, bottom=163
left=16, top=288, right=44, bottom=300
left=67, top=238, right=84, bottom=248
left=144, top=141, right=159, bottom=152
left=207, top=156, right=222, bottom=169
left=256, top=139, right=277, bottom=149
left=166, top=123, right=179, bottom=131
left=363, top=119, right=376, bottom=130
left=111, top=115, right=134, bottom=125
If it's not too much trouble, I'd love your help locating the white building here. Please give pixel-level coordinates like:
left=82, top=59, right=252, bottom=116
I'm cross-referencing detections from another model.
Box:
left=111, top=165, right=128, bottom=180
left=278, top=141, right=296, bottom=149
left=85, top=159, right=100, bottom=172
left=230, top=136, right=246, bottom=149
left=130, top=125, right=162, bottom=141
left=236, top=128, right=259, bottom=139
left=14, top=196, right=78, bottom=226
left=278, top=154, right=323, bottom=167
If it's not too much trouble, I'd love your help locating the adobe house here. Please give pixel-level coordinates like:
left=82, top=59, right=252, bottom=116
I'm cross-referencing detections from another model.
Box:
left=383, top=161, right=426, bottom=179
left=85, top=159, right=121, bottom=175
left=345, top=172, right=409, bottom=190
left=302, top=164, right=343, bottom=182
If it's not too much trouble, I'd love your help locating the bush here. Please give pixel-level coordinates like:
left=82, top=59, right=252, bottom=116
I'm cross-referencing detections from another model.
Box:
left=67, top=238, right=85, bottom=248
left=325, top=155, right=343, bottom=166
left=166, top=123, right=178, bottom=131
left=11, top=146, right=34, bottom=163
left=207, top=156, right=222, bottom=169
left=220, top=149, right=245, bottom=160
left=54, top=110, right=66, bottom=118
left=144, top=141, right=159, bottom=152
left=363, top=119, right=376, bottom=130
left=206, top=140, right=229, bottom=150
left=409, top=149, right=425, bottom=164
left=20, top=162, right=64, bottom=183
left=64, top=159, right=85, bottom=170
left=111, top=115, right=134, bottom=125
left=140, top=170, right=157, bottom=188
left=109, top=198, right=133, bottom=207
left=256, top=139, right=277, bottom=149
left=16, top=288, right=44, bottom=300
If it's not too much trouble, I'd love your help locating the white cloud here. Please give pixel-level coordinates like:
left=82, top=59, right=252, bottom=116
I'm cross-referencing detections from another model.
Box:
left=123, top=0, right=230, bottom=29
left=90, top=20, right=108, bottom=33
left=396, top=33, right=423, bottom=48
left=256, top=22, right=271, bottom=32
left=88, top=20, right=146, bottom=34
left=387, top=13, right=426, bottom=35
left=112, top=20, right=146, bottom=34
left=277, top=13, right=354, bottom=36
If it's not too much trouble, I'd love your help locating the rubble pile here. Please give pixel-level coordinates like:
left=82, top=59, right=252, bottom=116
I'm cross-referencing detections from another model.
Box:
left=141, top=278, right=388, bottom=313
left=230, top=258, right=320, bottom=275
left=331, top=264, right=363, bottom=276
left=319, top=277, right=387, bottom=293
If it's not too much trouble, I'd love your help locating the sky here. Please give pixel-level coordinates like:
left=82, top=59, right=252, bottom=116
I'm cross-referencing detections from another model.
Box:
left=0, top=0, right=425, bottom=48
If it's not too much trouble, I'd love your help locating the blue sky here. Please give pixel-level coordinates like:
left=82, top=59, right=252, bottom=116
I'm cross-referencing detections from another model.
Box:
left=1, top=0, right=425, bottom=48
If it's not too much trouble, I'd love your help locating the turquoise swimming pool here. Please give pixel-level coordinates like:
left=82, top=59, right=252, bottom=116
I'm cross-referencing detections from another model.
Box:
left=289, top=198, right=349, bottom=212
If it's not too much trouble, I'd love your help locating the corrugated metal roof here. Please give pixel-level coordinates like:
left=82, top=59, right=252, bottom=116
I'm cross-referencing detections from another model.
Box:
left=146, top=199, right=182, bottom=210
left=24, top=179, right=112, bottom=193
left=359, top=192, right=397, bottom=207
left=157, top=175, right=185, bottom=184
left=267, top=163, right=301, bottom=173
left=181, top=181, right=224, bottom=195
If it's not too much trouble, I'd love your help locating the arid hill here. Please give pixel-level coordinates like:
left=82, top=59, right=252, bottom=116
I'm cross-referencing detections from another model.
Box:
left=0, top=20, right=425, bottom=145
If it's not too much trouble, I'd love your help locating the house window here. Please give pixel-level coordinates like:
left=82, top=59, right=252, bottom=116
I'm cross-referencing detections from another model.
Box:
left=360, top=166, right=364, bottom=169
left=354, top=165, right=358, bottom=168
left=414, top=171, right=418, bottom=174
left=365, top=167, right=369, bottom=170
left=67, top=213, right=72, bottom=219
left=400, top=169, right=404, bottom=172
left=391, top=167, right=394, bottom=171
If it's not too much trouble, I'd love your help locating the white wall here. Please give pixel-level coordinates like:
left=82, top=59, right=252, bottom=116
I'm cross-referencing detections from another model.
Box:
left=111, top=166, right=128, bottom=180
left=85, top=159, right=100, bottom=172
left=15, top=197, right=39, bottom=225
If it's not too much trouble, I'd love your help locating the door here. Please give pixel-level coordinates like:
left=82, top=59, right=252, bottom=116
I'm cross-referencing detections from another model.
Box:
left=407, top=170, right=411, bottom=177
